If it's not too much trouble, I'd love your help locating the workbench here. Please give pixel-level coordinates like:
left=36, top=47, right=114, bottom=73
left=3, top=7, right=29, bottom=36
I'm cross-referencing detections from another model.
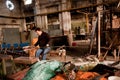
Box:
left=14, top=56, right=38, bottom=65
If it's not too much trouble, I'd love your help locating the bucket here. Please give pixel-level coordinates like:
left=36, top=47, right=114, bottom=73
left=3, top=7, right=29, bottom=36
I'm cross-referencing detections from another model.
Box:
left=108, top=76, right=120, bottom=80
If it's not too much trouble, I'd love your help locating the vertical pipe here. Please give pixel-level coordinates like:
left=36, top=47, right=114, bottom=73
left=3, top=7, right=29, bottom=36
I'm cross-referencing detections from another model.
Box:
left=86, top=13, right=89, bottom=33
left=98, top=11, right=101, bottom=58
left=110, top=9, right=112, bottom=38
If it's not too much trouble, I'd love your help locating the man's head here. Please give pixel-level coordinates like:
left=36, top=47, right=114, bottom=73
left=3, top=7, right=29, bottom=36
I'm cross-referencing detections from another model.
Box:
left=34, top=27, right=42, bottom=35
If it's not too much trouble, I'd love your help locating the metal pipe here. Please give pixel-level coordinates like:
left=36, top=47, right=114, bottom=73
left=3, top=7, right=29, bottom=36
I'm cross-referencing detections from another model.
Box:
left=98, top=11, right=101, bottom=58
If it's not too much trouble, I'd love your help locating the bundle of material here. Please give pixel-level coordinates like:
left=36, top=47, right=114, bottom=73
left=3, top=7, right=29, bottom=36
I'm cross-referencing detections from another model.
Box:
left=76, top=71, right=98, bottom=80
left=89, top=64, right=119, bottom=75
left=23, top=60, right=62, bottom=80
left=51, top=74, right=67, bottom=80
left=51, top=61, right=76, bottom=80
left=75, top=71, right=107, bottom=80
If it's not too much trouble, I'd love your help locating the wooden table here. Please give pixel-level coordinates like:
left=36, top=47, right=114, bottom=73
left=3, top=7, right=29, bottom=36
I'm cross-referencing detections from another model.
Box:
left=14, top=56, right=38, bottom=64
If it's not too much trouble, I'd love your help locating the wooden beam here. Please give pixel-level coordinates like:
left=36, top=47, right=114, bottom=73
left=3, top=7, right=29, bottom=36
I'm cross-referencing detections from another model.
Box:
left=0, top=0, right=118, bottom=19
left=0, top=23, right=20, bottom=25
left=33, top=0, right=119, bottom=17
left=0, top=15, right=24, bottom=19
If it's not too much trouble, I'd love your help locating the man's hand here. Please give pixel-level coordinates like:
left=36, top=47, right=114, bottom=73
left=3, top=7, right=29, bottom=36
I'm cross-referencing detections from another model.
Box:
left=31, top=45, right=39, bottom=49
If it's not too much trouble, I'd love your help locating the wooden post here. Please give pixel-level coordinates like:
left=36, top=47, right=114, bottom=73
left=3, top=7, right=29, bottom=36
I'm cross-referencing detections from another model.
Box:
left=86, top=13, right=89, bottom=33
left=98, top=11, right=101, bottom=58
left=2, top=59, right=6, bottom=75
left=59, top=0, right=71, bottom=35
left=34, top=0, right=47, bottom=29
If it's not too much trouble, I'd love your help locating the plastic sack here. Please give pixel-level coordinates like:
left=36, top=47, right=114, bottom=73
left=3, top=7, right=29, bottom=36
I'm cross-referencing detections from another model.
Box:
left=22, top=60, right=62, bottom=80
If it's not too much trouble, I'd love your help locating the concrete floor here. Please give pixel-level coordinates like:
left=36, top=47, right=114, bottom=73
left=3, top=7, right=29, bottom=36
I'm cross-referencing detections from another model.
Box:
left=46, top=46, right=118, bottom=62
left=46, top=39, right=120, bottom=70
left=46, top=49, right=120, bottom=71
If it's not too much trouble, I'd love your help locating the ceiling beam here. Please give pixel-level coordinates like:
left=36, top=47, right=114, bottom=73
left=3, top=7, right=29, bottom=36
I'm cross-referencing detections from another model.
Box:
left=0, top=0, right=119, bottom=19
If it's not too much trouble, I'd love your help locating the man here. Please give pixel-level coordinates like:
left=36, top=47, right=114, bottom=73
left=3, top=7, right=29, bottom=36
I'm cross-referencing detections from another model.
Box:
left=34, top=27, right=50, bottom=60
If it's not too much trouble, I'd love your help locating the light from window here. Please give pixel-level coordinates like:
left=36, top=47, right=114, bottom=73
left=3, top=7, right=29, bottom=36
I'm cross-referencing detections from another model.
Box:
left=6, top=0, right=14, bottom=10
left=24, top=0, right=32, bottom=5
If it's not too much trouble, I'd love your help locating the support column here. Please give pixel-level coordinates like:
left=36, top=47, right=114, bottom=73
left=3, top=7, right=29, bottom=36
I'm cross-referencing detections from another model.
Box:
left=86, top=13, right=89, bottom=33
left=61, top=12, right=71, bottom=35
left=21, top=19, right=26, bottom=31
left=59, top=0, right=71, bottom=35
left=97, top=0, right=103, bottom=58
left=34, top=0, right=48, bottom=29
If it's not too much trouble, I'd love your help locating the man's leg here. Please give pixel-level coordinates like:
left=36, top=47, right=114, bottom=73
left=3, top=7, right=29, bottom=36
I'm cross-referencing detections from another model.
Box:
left=35, top=48, right=43, bottom=58
left=113, top=49, right=117, bottom=61
left=42, top=47, right=51, bottom=60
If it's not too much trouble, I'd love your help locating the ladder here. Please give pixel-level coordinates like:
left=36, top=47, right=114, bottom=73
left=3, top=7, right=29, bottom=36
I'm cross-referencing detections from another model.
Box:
left=102, top=31, right=119, bottom=60
left=89, top=18, right=98, bottom=54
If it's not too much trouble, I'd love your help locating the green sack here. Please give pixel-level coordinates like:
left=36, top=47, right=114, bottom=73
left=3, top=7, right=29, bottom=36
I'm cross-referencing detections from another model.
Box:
left=22, top=60, right=62, bottom=80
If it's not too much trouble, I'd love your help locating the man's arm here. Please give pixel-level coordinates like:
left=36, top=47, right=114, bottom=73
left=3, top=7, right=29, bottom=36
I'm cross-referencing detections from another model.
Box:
left=34, top=38, right=39, bottom=47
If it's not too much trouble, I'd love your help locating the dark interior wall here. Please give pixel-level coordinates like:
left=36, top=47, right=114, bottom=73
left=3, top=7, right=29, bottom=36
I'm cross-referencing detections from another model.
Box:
left=50, top=36, right=69, bottom=49
left=2, top=28, right=20, bottom=44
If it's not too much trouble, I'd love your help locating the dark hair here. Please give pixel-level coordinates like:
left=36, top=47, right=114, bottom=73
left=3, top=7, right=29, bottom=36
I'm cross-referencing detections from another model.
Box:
left=31, top=26, right=37, bottom=30
left=35, top=27, right=41, bottom=31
